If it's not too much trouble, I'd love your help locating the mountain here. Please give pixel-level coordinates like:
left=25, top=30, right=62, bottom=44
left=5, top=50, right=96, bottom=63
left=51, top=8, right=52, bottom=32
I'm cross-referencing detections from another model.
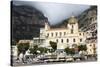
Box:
left=11, top=3, right=97, bottom=44
left=11, top=3, right=48, bottom=43
left=78, top=6, right=97, bottom=29
left=78, top=6, right=97, bottom=41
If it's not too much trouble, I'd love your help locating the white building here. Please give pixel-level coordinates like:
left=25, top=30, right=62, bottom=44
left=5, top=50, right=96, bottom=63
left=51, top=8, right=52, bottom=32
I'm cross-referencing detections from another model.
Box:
left=18, top=40, right=33, bottom=48
left=32, top=16, right=86, bottom=52
left=11, top=45, right=18, bottom=59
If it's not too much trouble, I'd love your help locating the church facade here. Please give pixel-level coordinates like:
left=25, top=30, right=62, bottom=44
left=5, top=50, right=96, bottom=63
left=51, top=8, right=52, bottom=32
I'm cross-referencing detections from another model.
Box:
left=32, top=16, right=86, bottom=50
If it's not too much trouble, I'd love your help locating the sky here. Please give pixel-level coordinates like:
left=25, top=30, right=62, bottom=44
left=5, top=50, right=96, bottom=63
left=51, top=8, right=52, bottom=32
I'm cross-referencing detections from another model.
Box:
left=12, top=0, right=90, bottom=25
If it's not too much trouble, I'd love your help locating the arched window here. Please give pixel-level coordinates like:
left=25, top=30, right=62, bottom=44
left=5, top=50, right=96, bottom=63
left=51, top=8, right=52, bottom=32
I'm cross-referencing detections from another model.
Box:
left=66, top=39, right=69, bottom=43
left=79, top=33, right=81, bottom=35
left=61, top=39, right=63, bottom=43
left=80, top=39, right=82, bottom=42
left=83, top=33, right=84, bottom=35
left=56, top=39, right=58, bottom=43
left=73, top=38, right=75, bottom=42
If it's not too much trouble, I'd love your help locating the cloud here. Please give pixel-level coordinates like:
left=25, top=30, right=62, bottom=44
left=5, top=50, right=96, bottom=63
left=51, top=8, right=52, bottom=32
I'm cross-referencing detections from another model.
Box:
left=12, top=0, right=90, bottom=25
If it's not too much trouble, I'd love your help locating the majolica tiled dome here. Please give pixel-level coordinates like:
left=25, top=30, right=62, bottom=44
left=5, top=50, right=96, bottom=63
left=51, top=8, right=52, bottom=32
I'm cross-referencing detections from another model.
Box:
left=68, top=16, right=78, bottom=24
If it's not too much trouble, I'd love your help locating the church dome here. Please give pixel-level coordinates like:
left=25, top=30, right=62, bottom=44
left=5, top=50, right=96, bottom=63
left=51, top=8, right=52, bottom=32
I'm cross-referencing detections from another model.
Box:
left=68, top=16, right=78, bottom=24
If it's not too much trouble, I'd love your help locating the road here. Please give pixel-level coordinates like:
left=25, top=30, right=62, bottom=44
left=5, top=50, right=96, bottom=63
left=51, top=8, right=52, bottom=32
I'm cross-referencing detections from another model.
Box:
left=12, top=57, right=97, bottom=66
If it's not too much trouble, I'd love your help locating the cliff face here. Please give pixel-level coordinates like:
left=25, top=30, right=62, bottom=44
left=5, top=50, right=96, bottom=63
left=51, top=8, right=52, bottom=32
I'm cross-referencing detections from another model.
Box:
left=11, top=4, right=48, bottom=42
left=78, top=6, right=97, bottom=29
left=78, top=6, right=97, bottom=42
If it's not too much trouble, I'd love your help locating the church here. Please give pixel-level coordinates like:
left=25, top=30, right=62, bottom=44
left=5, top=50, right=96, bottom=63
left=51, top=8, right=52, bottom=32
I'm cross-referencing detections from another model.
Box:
left=31, top=16, right=86, bottom=51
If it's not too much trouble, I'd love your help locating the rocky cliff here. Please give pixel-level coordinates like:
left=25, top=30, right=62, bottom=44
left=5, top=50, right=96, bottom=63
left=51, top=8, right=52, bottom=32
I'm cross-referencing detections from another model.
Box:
left=11, top=3, right=48, bottom=43
left=78, top=6, right=97, bottom=29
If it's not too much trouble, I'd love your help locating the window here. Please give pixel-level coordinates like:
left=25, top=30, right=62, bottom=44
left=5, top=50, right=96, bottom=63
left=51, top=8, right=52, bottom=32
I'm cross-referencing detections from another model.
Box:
left=51, top=33, right=53, bottom=37
left=71, top=29, right=73, bottom=34
left=94, top=25, right=95, bottom=28
left=79, top=33, right=81, bottom=35
left=66, top=39, right=69, bottom=43
left=64, top=32, right=66, bottom=35
left=73, top=38, right=75, bottom=42
left=61, top=39, right=63, bottom=43
left=56, top=39, right=58, bottom=43
left=56, top=32, right=57, bottom=36
left=80, top=39, right=82, bottom=42
left=47, top=33, right=49, bottom=37
left=90, top=44, right=92, bottom=46
left=87, top=32, right=88, bottom=34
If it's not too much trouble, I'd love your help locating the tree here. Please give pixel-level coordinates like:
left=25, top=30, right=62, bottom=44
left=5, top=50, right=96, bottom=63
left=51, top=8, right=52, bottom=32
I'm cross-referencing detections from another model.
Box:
left=49, top=49, right=54, bottom=53
left=38, top=47, right=44, bottom=54
left=64, top=47, right=75, bottom=55
left=78, top=45, right=87, bottom=51
left=29, top=45, right=38, bottom=55
left=49, top=41, right=57, bottom=52
left=17, top=43, right=29, bottom=55
left=38, top=47, right=48, bottom=54
left=64, top=47, right=70, bottom=55
left=43, top=48, right=48, bottom=53
left=78, top=45, right=87, bottom=59
left=70, top=48, right=75, bottom=55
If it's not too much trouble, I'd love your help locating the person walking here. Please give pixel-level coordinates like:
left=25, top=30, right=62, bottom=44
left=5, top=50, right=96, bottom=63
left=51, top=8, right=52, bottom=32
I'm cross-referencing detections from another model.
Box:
left=19, top=53, right=24, bottom=64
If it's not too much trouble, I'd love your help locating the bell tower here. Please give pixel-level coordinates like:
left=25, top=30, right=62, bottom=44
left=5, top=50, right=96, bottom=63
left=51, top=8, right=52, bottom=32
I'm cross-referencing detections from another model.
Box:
left=67, top=16, right=79, bottom=34
left=45, top=22, right=50, bottom=31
